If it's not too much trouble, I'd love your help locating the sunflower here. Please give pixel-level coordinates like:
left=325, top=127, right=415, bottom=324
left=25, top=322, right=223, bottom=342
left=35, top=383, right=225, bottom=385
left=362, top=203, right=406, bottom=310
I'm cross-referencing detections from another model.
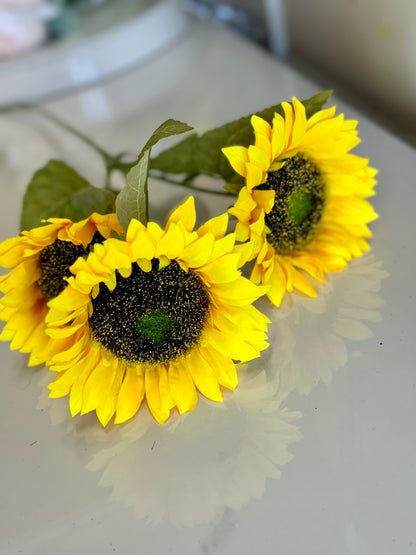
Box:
left=222, top=97, right=378, bottom=307
left=45, top=197, right=270, bottom=426
left=0, top=213, right=122, bottom=365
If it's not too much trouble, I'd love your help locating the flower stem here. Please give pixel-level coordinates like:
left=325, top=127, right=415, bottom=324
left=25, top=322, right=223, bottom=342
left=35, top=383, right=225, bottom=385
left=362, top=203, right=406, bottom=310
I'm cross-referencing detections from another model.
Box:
left=1, top=102, right=114, bottom=164
left=36, top=106, right=112, bottom=163
left=149, top=172, right=234, bottom=196
left=2, top=103, right=234, bottom=196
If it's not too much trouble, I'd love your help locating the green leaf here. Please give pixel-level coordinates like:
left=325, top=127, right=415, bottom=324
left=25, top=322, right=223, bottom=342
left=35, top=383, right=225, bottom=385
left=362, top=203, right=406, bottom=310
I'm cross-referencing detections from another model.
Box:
left=115, top=149, right=151, bottom=232
left=139, top=119, right=193, bottom=158
left=304, top=90, right=334, bottom=117
left=20, top=160, right=117, bottom=231
left=150, top=90, right=333, bottom=183
left=115, top=119, right=193, bottom=231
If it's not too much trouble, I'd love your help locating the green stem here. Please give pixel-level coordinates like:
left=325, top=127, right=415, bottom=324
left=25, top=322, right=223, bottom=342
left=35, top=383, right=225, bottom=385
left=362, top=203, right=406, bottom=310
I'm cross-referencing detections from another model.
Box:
left=35, top=106, right=113, bottom=163
left=1, top=102, right=117, bottom=175
left=2, top=103, right=235, bottom=197
left=148, top=172, right=234, bottom=196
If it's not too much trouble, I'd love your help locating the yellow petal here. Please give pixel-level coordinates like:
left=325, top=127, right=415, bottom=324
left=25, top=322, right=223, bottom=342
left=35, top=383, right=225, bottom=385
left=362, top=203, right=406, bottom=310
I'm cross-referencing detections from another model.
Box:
left=282, top=101, right=295, bottom=148
left=205, top=233, right=235, bottom=263
left=219, top=302, right=270, bottom=331
left=129, top=229, right=156, bottom=261
left=137, top=258, right=152, bottom=272
left=9, top=317, right=38, bottom=351
left=155, top=222, right=185, bottom=259
left=145, top=365, right=174, bottom=424
left=209, top=278, right=262, bottom=306
left=101, top=239, right=131, bottom=269
left=264, top=261, right=287, bottom=307
left=168, top=360, right=198, bottom=414
left=211, top=308, right=268, bottom=350
left=271, top=112, right=285, bottom=160
left=21, top=318, right=49, bottom=356
left=234, top=221, right=250, bottom=242
left=74, top=269, right=103, bottom=293
left=248, top=144, right=271, bottom=173
left=197, top=212, right=228, bottom=239
left=251, top=114, right=271, bottom=139
left=286, top=262, right=317, bottom=298
left=252, top=189, right=275, bottom=213
left=205, top=326, right=260, bottom=362
left=187, top=347, right=223, bottom=401
left=180, top=233, right=215, bottom=268
left=48, top=357, right=86, bottom=398
left=81, top=357, right=117, bottom=414
left=0, top=285, right=38, bottom=308
left=306, top=105, right=336, bottom=129
left=199, top=344, right=238, bottom=390
left=49, top=330, right=88, bottom=363
left=308, top=248, right=348, bottom=272
left=255, top=134, right=272, bottom=158
left=222, top=146, right=249, bottom=177
left=126, top=218, right=146, bottom=243
left=104, top=272, right=117, bottom=292
left=115, top=366, right=145, bottom=424
left=147, top=221, right=164, bottom=243
left=96, top=364, right=124, bottom=427
left=228, top=187, right=257, bottom=222
left=46, top=316, right=86, bottom=338
left=233, top=241, right=254, bottom=267
left=198, top=253, right=240, bottom=283
left=0, top=237, right=34, bottom=267
left=118, top=265, right=132, bottom=278
left=290, top=97, right=307, bottom=147
left=166, top=196, right=196, bottom=232
left=246, top=163, right=265, bottom=191
left=290, top=254, right=325, bottom=282
left=68, top=347, right=101, bottom=415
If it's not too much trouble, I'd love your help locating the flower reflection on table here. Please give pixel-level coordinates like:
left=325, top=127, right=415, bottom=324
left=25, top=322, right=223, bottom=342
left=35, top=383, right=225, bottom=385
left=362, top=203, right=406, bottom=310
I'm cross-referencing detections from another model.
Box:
left=266, top=254, right=388, bottom=396
left=36, top=253, right=386, bottom=527
left=38, top=368, right=302, bottom=526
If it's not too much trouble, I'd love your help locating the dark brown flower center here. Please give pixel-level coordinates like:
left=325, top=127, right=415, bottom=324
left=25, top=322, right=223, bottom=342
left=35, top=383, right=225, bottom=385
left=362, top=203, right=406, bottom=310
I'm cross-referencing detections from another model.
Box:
left=256, top=153, right=325, bottom=254
left=38, top=233, right=103, bottom=302
left=89, top=259, right=210, bottom=365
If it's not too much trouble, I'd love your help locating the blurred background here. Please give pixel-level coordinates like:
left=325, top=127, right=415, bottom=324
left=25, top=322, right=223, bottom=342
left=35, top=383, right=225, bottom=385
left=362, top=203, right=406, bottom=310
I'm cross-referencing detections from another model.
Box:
left=197, top=0, right=416, bottom=145
left=1, top=0, right=415, bottom=145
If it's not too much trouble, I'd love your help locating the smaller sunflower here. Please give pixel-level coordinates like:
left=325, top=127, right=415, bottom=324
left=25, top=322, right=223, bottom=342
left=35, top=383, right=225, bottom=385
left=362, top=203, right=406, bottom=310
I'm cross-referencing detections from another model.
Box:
left=222, top=97, right=378, bottom=306
left=0, top=213, right=122, bottom=365
left=45, top=197, right=269, bottom=426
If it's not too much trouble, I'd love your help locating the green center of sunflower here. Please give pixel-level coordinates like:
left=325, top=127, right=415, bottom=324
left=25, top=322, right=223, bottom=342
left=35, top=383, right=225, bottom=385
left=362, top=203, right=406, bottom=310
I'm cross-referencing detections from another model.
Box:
left=38, top=233, right=104, bottom=302
left=89, top=259, right=210, bottom=365
left=135, top=310, right=176, bottom=344
left=256, top=153, right=325, bottom=254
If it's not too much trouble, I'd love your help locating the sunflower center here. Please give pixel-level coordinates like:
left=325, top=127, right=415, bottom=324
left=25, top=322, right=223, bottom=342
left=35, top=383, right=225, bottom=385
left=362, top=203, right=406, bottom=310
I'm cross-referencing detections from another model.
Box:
left=38, top=233, right=104, bottom=302
left=287, top=190, right=314, bottom=225
left=256, top=153, right=325, bottom=254
left=135, top=310, right=176, bottom=345
left=89, top=259, right=210, bottom=365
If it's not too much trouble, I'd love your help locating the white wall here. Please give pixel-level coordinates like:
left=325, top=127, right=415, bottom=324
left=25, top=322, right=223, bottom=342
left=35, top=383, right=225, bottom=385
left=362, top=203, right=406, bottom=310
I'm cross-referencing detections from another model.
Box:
left=284, top=0, right=416, bottom=128
left=228, top=0, right=416, bottom=133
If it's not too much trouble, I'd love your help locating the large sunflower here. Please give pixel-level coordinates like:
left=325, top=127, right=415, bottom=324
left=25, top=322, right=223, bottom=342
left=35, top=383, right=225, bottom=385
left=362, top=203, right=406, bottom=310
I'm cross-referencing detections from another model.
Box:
left=222, top=97, right=378, bottom=306
left=0, top=213, right=122, bottom=365
left=45, top=197, right=269, bottom=426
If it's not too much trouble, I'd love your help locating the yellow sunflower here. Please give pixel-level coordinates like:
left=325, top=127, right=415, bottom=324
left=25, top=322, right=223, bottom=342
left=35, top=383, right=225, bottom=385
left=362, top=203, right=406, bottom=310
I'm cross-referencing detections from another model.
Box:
left=0, top=213, right=122, bottom=365
left=45, top=197, right=269, bottom=427
left=222, top=97, right=378, bottom=307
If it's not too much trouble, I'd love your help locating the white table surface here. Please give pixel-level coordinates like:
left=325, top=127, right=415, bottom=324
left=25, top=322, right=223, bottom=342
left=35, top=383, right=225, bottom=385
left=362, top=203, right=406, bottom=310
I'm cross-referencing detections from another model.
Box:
left=0, top=13, right=415, bottom=555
